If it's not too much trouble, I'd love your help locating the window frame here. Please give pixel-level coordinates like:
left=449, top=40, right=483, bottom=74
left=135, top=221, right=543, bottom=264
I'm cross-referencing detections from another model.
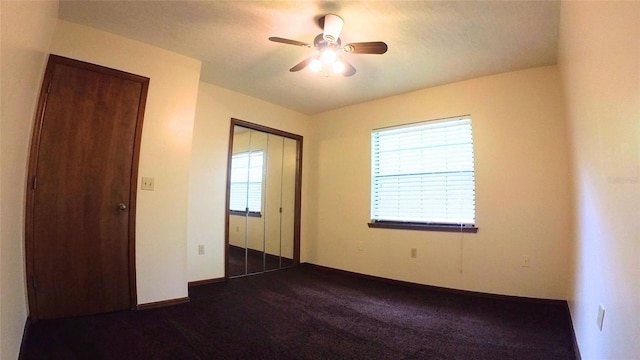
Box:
left=368, top=116, right=478, bottom=233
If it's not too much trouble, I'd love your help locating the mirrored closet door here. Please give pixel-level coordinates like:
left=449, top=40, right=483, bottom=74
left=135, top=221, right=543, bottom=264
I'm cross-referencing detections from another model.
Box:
left=226, top=119, right=302, bottom=278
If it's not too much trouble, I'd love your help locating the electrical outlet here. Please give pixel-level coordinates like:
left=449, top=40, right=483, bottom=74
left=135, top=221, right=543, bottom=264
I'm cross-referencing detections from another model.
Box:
left=198, top=244, right=205, bottom=255
left=597, top=304, right=605, bottom=331
left=522, top=255, right=530, bottom=267
left=141, top=177, right=155, bottom=191
left=411, top=248, right=417, bottom=258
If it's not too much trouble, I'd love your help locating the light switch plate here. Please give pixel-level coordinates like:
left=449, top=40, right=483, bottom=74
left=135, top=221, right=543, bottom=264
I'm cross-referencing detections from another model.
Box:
left=141, top=177, right=155, bottom=191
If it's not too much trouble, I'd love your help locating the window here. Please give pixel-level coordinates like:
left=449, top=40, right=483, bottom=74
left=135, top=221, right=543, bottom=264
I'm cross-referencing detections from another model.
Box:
left=230, top=150, right=264, bottom=215
left=369, top=116, right=477, bottom=232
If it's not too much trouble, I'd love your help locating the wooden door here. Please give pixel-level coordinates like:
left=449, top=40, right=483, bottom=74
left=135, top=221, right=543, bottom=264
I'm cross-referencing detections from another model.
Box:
left=26, top=55, right=148, bottom=320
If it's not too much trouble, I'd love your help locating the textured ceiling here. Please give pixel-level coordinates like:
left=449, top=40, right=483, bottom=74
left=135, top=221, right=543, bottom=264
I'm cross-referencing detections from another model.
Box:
left=58, top=1, right=560, bottom=115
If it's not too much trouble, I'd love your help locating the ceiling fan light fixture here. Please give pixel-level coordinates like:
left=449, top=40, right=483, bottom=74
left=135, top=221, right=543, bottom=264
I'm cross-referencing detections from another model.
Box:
left=271, top=14, right=387, bottom=77
left=332, top=60, right=346, bottom=74
left=308, top=58, right=322, bottom=72
left=320, top=48, right=338, bottom=64
left=322, top=14, right=344, bottom=44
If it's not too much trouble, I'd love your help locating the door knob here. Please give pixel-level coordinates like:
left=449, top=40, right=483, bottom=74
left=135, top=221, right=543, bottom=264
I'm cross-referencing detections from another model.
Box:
left=117, top=203, right=127, bottom=211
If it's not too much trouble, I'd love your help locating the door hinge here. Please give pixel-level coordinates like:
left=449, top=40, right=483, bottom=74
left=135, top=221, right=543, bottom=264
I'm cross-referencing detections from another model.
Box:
left=46, top=81, right=52, bottom=94
left=32, top=176, right=37, bottom=190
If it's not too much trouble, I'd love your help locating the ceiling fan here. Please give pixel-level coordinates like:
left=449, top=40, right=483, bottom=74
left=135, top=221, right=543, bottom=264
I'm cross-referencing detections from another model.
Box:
left=269, top=14, right=388, bottom=77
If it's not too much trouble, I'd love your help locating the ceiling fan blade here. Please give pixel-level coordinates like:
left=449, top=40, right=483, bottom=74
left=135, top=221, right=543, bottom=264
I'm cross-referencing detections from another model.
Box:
left=289, top=57, right=313, bottom=72
left=344, top=41, right=388, bottom=54
left=269, top=37, right=311, bottom=48
left=341, top=59, right=357, bottom=77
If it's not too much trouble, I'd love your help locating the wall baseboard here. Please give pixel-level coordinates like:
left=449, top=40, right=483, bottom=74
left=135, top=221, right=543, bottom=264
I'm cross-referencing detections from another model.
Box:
left=188, top=277, right=227, bottom=287
left=188, top=277, right=226, bottom=287
left=136, top=297, right=190, bottom=310
left=301, top=262, right=567, bottom=305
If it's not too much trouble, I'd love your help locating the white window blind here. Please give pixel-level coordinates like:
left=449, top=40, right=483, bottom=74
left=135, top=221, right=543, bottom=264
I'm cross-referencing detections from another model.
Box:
left=230, top=150, right=264, bottom=213
left=371, top=116, right=476, bottom=226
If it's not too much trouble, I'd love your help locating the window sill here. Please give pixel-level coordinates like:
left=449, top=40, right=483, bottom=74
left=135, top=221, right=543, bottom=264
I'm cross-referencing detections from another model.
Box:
left=230, top=210, right=262, bottom=218
left=367, top=221, right=478, bottom=233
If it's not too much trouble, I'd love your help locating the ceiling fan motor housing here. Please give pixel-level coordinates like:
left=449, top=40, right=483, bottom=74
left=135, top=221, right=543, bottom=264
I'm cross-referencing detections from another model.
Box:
left=322, top=14, right=344, bottom=44
left=314, top=34, right=341, bottom=49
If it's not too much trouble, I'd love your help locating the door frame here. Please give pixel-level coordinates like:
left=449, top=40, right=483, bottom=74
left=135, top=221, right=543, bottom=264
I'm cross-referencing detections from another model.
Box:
left=24, top=55, right=148, bottom=320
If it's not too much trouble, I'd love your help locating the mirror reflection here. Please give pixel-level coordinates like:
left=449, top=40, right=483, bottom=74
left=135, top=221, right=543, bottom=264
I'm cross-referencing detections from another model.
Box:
left=227, top=121, right=300, bottom=277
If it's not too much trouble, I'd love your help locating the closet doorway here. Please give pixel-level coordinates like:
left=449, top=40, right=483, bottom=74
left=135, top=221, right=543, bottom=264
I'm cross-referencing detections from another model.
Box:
left=225, top=119, right=302, bottom=278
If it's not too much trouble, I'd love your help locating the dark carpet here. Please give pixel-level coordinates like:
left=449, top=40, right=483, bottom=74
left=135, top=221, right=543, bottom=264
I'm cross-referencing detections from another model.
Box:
left=21, top=264, right=576, bottom=360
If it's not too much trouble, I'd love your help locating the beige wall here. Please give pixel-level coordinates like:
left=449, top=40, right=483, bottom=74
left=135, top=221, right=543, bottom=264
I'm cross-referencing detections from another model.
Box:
left=0, top=1, right=59, bottom=358
left=187, top=82, right=312, bottom=282
left=309, top=66, right=573, bottom=300
left=558, top=2, right=640, bottom=359
left=49, top=21, right=202, bottom=304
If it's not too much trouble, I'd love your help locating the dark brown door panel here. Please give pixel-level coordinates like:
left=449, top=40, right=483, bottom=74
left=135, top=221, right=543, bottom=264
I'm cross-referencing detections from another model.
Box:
left=26, top=55, right=148, bottom=320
